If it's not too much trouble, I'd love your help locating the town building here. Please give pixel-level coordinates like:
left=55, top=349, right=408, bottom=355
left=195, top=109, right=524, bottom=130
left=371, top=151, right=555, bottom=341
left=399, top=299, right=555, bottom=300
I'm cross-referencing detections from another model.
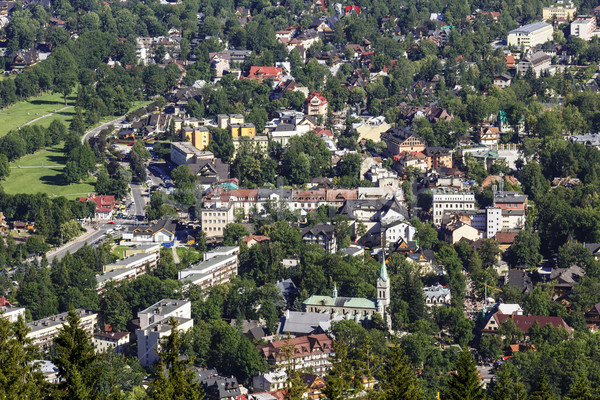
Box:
left=301, top=223, right=337, bottom=253
left=196, top=368, right=242, bottom=400
left=507, top=22, right=553, bottom=47
left=230, top=123, right=256, bottom=137
left=122, top=220, right=176, bottom=244
left=517, top=52, right=552, bottom=76
left=253, top=371, right=287, bottom=393
left=257, top=334, right=334, bottom=374
left=178, top=246, right=239, bottom=289
left=183, top=126, right=210, bottom=151
left=0, top=297, right=25, bottom=322
left=303, top=255, right=390, bottom=327
left=432, top=188, right=476, bottom=226
left=423, top=284, right=452, bottom=306
left=570, top=15, right=599, bottom=40
left=95, top=267, right=141, bottom=293
left=476, top=126, right=501, bottom=146
left=245, top=66, right=283, bottom=83
left=483, top=312, right=572, bottom=335
left=93, top=332, right=130, bottom=354
left=424, top=147, right=453, bottom=169
left=200, top=203, right=235, bottom=239
left=381, top=126, right=426, bottom=155
left=305, top=92, right=328, bottom=116
left=78, top=195, right=116, bottom=220
left=383, top=220, right=416, bottom=248
left=278, top=310, right=336, bottom=337
left=102, top=251, right=159, bottom=273
left=136, top=299, right=193, bottom=367
left=27, top=310, right=98, bottom=351
left=493, top=74, right=512, bottom=88
left=232, top=136, right=269, bottom=156
left=543, top=0, right=576, bottom=21
left=170, top=142, right=214, bottom=166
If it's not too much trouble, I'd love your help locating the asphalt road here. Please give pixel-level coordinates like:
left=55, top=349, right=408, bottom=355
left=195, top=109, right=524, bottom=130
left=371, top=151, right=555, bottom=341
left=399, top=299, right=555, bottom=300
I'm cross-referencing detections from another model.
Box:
left=81, top=116, right=127, bottom=144
left=47, top=226, right=110, bottom=261
left=130, top=182, right=147, bottom=218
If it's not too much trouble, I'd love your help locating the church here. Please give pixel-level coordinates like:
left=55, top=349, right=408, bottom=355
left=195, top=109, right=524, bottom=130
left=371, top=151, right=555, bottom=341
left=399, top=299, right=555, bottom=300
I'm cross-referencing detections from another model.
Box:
left=302, top=254, right=391, bottom=327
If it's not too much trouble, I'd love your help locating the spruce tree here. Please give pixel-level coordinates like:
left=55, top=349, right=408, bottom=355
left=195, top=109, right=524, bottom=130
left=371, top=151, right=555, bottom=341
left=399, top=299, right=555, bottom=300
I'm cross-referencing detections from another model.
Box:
left=0, top=314, right=49, bottom=399
left=446, top=349, right=486, bottom=400
left=530, top=373, right=553, bottom=400
left=321, top=336, right=363, bottom=400
left=53, top=309, right=102, bottom=400
left=379, top=346, right=424, bottom=400
left=565, top=377, right=593, bottom=400
left=146, top=318, right=205, bottom=400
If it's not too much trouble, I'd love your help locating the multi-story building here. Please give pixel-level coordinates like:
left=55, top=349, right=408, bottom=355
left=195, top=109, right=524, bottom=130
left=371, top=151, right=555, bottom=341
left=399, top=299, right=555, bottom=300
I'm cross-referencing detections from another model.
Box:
left=543, top=0, right=576, bottom=21
left=170, top=142, right=214, bottom=165
left=217, top=114, right=245, bottom=130
left=178, top=246, right=239, bottom=289
left=200, top=203, right=235, bottom=239
left=432, top=188, right=476, bottom=226
left=423, top=284, right=452, bottom=306
left=570, top=15, right=597, bottom=40
left=305, top=92, right=328, bottom=116
left=0, top=297, right=25, bottom=322
left=230, top=123, right=256, bottom=137
left=507, top=22, right=553, bottom=47
left=182, top=126, right=210, bottom=151
left=102, top=251, right=159, bottom=273
left=136, top=299, right=193, bottom=367
left=301, top=224, right=337, bottom=253
left=424, top=147, right=453, bottom=169
left=381, top=126, right=426, bottom=156
left=517, top=52, right=552, bottom=77
left=94, top=332, right=130, bottom=354
left=27, top=310, right=98, bottom=351
left=257, top=334, right=334, bottom=374
left=233, top=136, right=269, bottom=156
left=383, top=220, right=416, bottom=248
left=95, top=267, right=140, bottom=293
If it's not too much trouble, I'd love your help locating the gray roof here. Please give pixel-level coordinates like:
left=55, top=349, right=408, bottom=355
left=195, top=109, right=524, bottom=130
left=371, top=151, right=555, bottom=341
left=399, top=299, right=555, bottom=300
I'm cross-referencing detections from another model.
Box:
left=257, top=188, right=293, bottom=200
left=196, top=369, right=241, bottom=399
left=509, top=22, right=551, bottom=35
left=142, top=316, right=191, bottom=333
left=302, top=223, right=335, bottom=239
left=95, top=267, right=137, bottom=285
left=139, top=299, right=189, bottom=316
left=27, top=310, right=97, bottom=334
left=106, top=252, right=156, bottom=267
left=280, top=311, right=333, bottom=335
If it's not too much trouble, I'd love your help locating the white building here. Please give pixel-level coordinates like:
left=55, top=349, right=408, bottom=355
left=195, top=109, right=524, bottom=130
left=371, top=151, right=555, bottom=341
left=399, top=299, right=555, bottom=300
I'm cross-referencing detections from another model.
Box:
left=507, top=22, right=553, bottom=47
left=570, top=15, right=598, bottom=40
left=0, top=297, right=25, bottom=322
left=170, top=142, right=214, bottom=166
left=136, top=299, right=193, bottom=367
left=432, top=188, right=476, bottom=226
left=94, top=332, right=130, bottom=354
left=102, top=251, right=159, bottom=273
left=517, top=52, right=552, bottom=77
left=383, top=221, right=416, bottom=248
left=424, top=284, right=451, bottom=306
left=178, top=246, right=239, bottom=289
left=27, top=310, right=98, bottom=351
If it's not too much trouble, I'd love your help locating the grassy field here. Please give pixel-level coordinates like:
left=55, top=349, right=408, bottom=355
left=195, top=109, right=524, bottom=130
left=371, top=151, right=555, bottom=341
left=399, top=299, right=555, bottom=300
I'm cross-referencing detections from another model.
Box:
left=0, top=91, right=77, bottom=137
left=2, top=143, right=96, bottom=199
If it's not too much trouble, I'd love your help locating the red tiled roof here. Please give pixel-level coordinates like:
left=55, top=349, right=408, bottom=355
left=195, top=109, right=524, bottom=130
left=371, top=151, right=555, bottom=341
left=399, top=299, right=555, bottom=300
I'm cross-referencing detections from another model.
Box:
left=247, top=66, right=282, bottom=80
left=306, top=92, right=328, bottom=104
left=79, top=195, right=116, bottom=213
left=495, top=232, right=518, bottom=244
left=258, top=334, right=333, bottom=361
left=491, top=312, right=572, bottom=333
left=242, top=235, right=271, bottom=244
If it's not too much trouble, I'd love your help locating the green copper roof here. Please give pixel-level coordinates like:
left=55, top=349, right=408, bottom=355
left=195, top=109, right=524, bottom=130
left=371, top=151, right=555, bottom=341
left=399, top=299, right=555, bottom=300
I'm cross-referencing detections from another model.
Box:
left=379, top=252, right=389, bottom=282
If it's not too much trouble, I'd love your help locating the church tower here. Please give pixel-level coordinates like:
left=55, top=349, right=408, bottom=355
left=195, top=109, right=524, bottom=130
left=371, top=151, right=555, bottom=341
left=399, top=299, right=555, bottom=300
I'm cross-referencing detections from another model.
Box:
left=377, top=251, right=390, bottom=314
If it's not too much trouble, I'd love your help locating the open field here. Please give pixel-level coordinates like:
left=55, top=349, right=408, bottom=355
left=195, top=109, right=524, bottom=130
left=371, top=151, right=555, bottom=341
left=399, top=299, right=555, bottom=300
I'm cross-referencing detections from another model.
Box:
left=0, top=91, right=77, bottom=137
left=3, top=143, right=95, bottom=199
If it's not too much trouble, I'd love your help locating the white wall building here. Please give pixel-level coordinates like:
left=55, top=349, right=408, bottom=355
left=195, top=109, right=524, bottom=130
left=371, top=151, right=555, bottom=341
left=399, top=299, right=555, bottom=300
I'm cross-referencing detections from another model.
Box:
left=0, top=297, right=25, bottom=322
left=178, top=246, right=239, bottom=289
left=507, top=22, right=553, bottom=47
left=136, top=299, right=193, bottom=367
left=383, top=221, right=416, bottom=247
left=27, top=310, right=98, bottom=351
left=571, top=16, right=597, bottom=40
left=432, top=188, right=476, bottom=226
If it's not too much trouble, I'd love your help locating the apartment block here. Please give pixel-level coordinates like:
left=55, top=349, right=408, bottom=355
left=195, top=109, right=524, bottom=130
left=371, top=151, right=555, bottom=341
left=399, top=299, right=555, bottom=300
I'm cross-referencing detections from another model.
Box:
left=178, top=246, right=239, bottom=289
left=27, top=310, right=98, bottom=351
left=507, top=22, right=553, bottom=47
left=432, top=188, right=476, bottom=226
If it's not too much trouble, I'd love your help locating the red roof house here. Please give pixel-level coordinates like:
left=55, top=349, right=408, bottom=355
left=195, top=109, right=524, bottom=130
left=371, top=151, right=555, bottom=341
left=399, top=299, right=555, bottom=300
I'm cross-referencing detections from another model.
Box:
left=246, top=66, right=283, bottom=83
left=79, top=195, right=116, bottom=219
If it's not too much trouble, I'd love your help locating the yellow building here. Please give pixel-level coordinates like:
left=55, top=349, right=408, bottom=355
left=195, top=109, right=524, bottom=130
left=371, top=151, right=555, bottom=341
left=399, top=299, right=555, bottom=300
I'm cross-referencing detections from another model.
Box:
left=217, top=114, right=245, bottom=129
left=542, top=0, right=576, bottom=21
left=230, top=123, right=256, bottom=137
left=183, top=126, right=210, bottom=151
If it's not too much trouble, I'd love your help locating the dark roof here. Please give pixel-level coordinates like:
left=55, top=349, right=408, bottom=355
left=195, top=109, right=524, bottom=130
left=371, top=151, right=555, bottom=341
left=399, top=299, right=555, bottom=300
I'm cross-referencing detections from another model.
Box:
left=196, top=369, right=241, bottom=399
left=492, top=312, right=571, bottom=333
left=189, top=158, right=229, bottom=184
left=302, top=223, right=335, bottom=239
left=505, top=270, right=533, bottom=293
left=383, top=126, right=421, bottom=141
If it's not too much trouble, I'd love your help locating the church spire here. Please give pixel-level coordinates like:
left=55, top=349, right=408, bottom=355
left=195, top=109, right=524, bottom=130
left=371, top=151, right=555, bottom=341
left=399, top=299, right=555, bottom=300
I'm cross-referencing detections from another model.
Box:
left=332, top=283, right=338, bottom=299
left=379, top=250, right=388, bottom=282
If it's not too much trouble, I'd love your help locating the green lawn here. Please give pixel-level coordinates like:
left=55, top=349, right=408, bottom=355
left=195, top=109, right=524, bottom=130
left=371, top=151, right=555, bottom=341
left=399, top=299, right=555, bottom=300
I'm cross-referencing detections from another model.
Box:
left=176, top=247, right=202, bottom=265
left=2, top=143, right=96, bottom=199
left=0, top=91, right=77, bottom=137
left=112, top=245, right=129, bottom=259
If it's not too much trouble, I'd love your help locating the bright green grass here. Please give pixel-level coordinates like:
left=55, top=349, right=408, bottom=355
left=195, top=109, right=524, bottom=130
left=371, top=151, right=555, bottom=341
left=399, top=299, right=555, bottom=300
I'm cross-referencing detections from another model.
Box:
left=112, top=245, right=129, bottom=259
left=3, top=143, right=96, bottom=199
left=0, top=91, right=77, bottom=137
left=176, top=246, right=202, bottom=265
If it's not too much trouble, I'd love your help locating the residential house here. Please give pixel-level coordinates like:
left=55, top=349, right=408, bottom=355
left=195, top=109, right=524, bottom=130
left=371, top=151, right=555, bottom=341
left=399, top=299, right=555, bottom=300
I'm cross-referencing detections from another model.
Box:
left=78, top=195, right=116, bottom=220
left=196, top=368, right=242, bottom=400
left=245, top=66, right=283, bottom=83
left=301, top=223, right=337, bottom=253
left=0, top=297, right=25, bottom=322
left=305, top=92, right=328, bottom=116
left=242, top=234, right=270, bottom=248
left=183, top=126, right=210, bottom=151
left=201, top=203, right=235, bottom=239
left=217, top=114, right=245, bottom=129
left=11, top=49, right=39, bottom=69
left=311, top=16, right=338, bottom=40
left=253, top=372, right=287, bottom=393
left=136, top=299, right=193, bottom=367
left=190, top=158, right=230, bottom=188
left=493, top=73, right=512, bottom=88
left=95, top=267, right=142, bottom=293
left=382, top=220, right=416, bottom=248
left=424, top=147, right=453, bottom=169
left=122, top=219, right=176, bottom=244
left=365, top=166, right=399, bottom=188
left=476, top=126, right=501, bottom=146
left=442, top=220, right=481, bottom=243
left=585, top=303, right=600, bottom=327
left=483, top=312, right=572, bottom=334
left=504, top=270, right=533, bottom=293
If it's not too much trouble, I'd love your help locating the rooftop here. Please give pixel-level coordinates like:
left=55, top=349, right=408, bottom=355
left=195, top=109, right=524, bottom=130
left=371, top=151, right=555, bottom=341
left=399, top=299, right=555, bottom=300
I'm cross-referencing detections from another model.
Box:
left=509, top=22, right=551, bottom=35
left=138, top=299, right=189, bottom=316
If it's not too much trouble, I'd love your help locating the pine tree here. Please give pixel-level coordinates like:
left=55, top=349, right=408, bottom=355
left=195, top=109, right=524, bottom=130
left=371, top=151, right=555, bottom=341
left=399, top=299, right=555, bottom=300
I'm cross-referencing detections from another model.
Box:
left=446, top=350, right=486, bottom=400
left=53, top=309, right=102, bottom=400
left=0, top=315, right=49, bottom=399
left=146, top=318, right=205, bottom=400
left=379, top=346, right=424, bottom=400
left=321, top=337, right=363, bottom=400
left=530, top=373, right=553, bottom=400
left=282, top=339, right=306, bottom=400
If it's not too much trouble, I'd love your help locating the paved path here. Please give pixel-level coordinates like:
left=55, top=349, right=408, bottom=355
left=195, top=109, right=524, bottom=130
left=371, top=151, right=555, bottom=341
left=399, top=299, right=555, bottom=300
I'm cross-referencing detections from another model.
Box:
left=46, top=226, right=109, bottom=262
left=172, top=246, right=180, bottom=264
left=82, top=115, right=127, bottom=144
left=21, top=105, right=73, bottom=128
